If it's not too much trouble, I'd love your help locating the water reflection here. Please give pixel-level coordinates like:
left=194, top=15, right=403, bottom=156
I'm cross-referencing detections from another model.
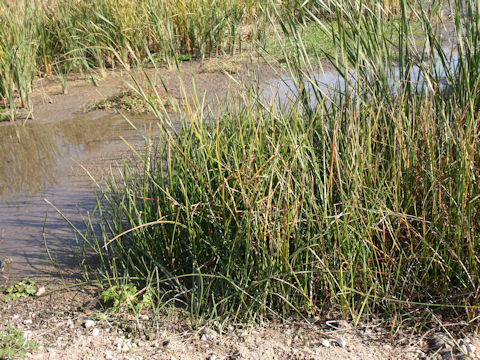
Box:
left=0, top=112, right=151, bottom=203
left=261, top=52, right=459, bottom=112
left=0, top=111, right=156, bottom=280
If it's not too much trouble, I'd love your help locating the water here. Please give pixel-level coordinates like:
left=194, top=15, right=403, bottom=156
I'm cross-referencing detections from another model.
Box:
left=260, top=52, right=460, bottom=111
left=0, top=111, right=157, bottom=282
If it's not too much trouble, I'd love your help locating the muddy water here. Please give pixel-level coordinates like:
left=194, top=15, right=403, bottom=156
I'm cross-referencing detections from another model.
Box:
left=0, top=112, right=158, bottom=282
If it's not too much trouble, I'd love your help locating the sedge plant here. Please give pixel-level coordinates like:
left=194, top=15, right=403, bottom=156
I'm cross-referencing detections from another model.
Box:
left=56, top=0, right=480, bottom=331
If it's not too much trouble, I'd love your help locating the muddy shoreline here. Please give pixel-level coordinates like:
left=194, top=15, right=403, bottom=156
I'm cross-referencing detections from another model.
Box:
left=0, top=57, right=287, bottom=282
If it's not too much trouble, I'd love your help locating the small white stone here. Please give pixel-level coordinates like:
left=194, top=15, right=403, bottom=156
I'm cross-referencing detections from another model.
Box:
left=201, top=333, right=210, bottom=341
left=23, top=319, right=33, bottom=325
left=458, top=339, right=474, bottom=355
left=84, top=320, right=95, bottom=329
left=35, top=287, right=46, bottom=297
left=321, top=339, right=331, bottom=348
left=92, top=328, right=100, bottom=337
left=335, top=337, right=346, bottom=348
left=105, top=351, right=113, bottom=360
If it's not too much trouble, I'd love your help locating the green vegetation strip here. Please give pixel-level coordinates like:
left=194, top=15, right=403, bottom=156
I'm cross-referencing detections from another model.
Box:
left=0, top=0, right=281, bottom=120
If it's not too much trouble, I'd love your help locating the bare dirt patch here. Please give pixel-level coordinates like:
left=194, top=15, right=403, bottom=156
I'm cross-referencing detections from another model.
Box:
left=2, top=283, right=479, bottom=360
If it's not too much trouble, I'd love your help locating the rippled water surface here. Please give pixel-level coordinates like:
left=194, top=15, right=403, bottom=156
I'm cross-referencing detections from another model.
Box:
left=0, top=112, right=156, bottom=281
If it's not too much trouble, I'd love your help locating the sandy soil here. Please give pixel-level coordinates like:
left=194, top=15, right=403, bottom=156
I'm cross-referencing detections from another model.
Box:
left=1, top=283, right=479, bottom=360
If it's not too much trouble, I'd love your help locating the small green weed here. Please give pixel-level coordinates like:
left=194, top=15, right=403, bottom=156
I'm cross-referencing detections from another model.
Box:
left=100, top=284, right=153, bottom=312
left=1, top=279, right=37, bottom=302
left=0, top=324, right=37, bottom=359
left=177, top=54, right=193, bottom=62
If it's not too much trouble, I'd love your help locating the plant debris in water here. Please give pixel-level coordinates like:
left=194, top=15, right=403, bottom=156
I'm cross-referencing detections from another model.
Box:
left=84, top=88, right=169, bottom=114
left=200, top=59, right=243, bottom=74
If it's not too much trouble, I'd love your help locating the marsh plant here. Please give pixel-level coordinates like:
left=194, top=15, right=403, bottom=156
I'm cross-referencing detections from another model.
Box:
left=64, top=0, right=480, bottom=329
left=0, top=0, right=275, bottom=120
left=0, top=2, right=39, bottom=120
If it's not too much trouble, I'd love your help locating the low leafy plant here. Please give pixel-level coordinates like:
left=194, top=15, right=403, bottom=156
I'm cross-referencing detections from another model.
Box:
left=0, top=324, right=37, bottom=359
left=1, top=279, right=37, bottom=302
left=177, top=54, right=193, bottom=62
left=100, top=284, right=153, bottom=312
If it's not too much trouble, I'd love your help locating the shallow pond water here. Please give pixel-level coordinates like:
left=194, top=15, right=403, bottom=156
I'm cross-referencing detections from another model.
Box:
left=0, top=111, right=157, bottom=282
left=261, top=52, right=460, bottom=111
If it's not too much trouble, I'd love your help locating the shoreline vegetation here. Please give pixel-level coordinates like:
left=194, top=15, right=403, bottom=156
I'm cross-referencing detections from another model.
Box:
left=0, top=0, right=279, bottom=121
left=2, top=0, right=480, bottom=340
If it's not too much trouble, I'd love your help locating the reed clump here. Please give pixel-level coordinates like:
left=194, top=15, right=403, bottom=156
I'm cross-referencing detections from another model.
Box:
left=0, top=0, right=277, bottom=120
left=0, top=2, right=39, bottom=120
left=59, top=0, right=480, bottom=329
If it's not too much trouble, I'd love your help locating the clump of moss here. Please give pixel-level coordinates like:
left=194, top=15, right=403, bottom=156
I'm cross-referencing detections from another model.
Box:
left=85, top=88, right=171, bottom=114
left=200, top=59, right=242, bottom=74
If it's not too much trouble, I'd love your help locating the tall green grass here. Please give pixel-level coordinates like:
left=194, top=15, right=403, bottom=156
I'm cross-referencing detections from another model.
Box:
left=65, top=0, right=480, bottom=329
left=0, top=2, right=39, bottom=120
left=0, top=0, right=275, bottom=120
